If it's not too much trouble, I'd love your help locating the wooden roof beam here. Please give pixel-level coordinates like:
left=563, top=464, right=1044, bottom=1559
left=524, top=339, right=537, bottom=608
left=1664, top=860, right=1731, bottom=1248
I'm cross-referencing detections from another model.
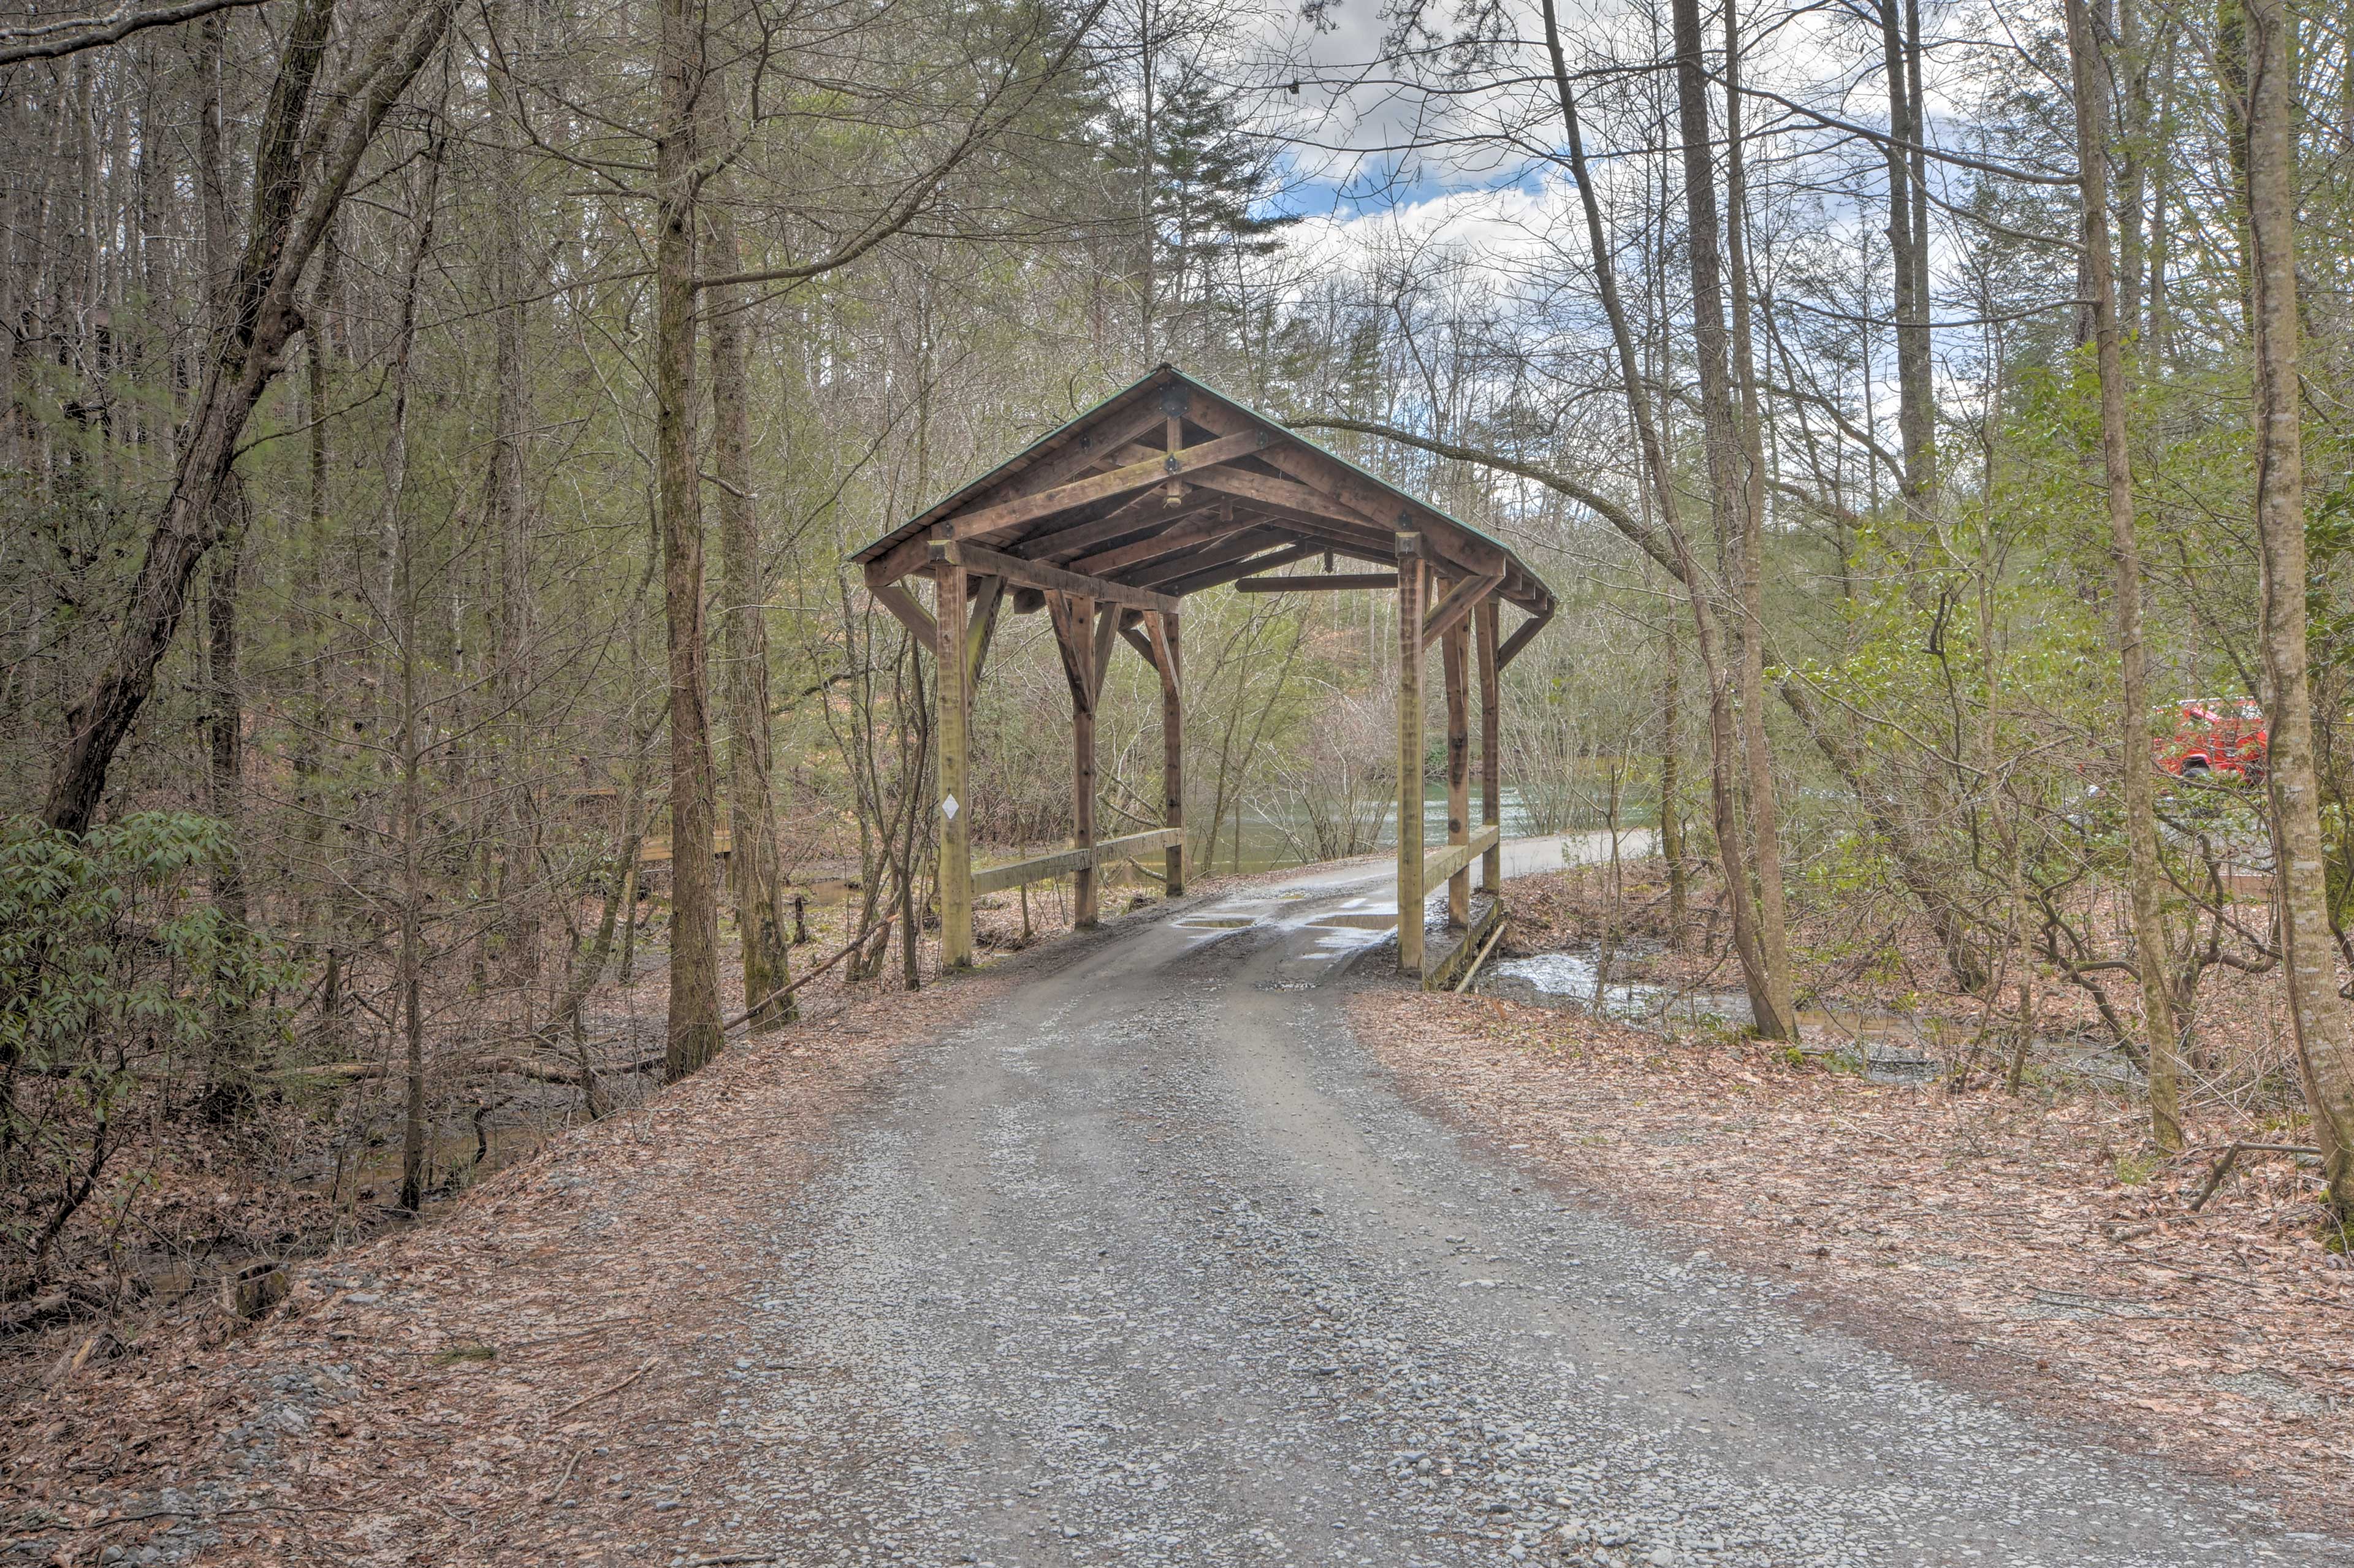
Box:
left=1130, top=527, right=1289, bottom=588
left=1070, top=513, right=1258, bottom=577
left=1422, top=571, right=1503, bottom=650
left=997, top=475, right=1216, bottom=555
left=1183, top=400, right=1507, bottom=581
left=871, top=580, right=936, bottom=644
left=1235, top=572, right=1398, bottom=592
left=1496, top=603, right=1555, bottom=668
left=932, top=539, right=1181, bottom=615
left=1158, top=541, right=1324, bottom=598
left=940, top=430, right=1270, bottom=543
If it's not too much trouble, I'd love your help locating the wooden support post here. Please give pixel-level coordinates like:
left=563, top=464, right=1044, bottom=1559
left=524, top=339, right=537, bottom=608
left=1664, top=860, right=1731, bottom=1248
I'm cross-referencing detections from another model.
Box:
left=967, top=573, right=1004, bottom=685
left=1477, top=597, right=1502, bottom=894
left=1396, top=533, right=1427, bottom=978
left=1150, top=611, right=1184, bottom=895
left=1056, top=593, right=1102, bottom=929
left=1442, top=599, right=1471, bottom=928
left=934, top=558, right=973, bottom=969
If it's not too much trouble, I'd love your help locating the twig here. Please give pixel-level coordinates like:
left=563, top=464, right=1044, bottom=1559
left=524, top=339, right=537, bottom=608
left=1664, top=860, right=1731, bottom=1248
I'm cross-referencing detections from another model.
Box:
left=720, top=913, right=893, bottom=1032
left=549, top=1357, right=655, bottom=1420
left=1453, top=916, right=1509, bottom=994
left=2188, top=1142, right=2320, bottom=1212
left=538, top=1447, right=585, bottom=1505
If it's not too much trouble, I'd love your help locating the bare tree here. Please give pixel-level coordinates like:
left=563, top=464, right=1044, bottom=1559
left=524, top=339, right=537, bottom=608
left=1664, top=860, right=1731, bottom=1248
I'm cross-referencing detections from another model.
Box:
left=2065, top=0, right=2182, bottom=1152
left=2241, top=0, right=2354, bottom=1216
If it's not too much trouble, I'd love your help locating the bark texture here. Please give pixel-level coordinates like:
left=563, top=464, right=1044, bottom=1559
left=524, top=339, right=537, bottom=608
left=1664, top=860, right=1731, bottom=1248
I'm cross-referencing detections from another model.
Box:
left=657, top=0, right=723, bottom=1079
left=2066, top=0, right=2183, bottom=1152
left=2242, top=0, right=2354, bottom=1213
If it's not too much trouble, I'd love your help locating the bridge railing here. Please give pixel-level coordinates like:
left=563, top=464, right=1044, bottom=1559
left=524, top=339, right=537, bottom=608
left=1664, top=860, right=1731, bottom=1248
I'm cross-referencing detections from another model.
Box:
left=972, top=829, right=1186, bottom=897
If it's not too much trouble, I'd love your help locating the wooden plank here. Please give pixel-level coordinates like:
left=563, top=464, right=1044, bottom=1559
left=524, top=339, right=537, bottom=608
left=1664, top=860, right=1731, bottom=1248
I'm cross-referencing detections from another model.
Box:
left=1442, top=611, right=1471, bottom=927
left=943, top=430, right=1268, bottom=542
left=870, top=579, right=936, bottom=644
left=1065, top=592, right=1100, bottom=928
left=1131, top=526, right=1287, bottom=587
left=1097, top=463, right=1398, bottom=554
left=933, top=538, right=1181, bottom=615
left=966, top=573, right=1004, bottom=686
left=1217, top=497, right=1400, bottom=556
left=1018, top=489, right=1224, bottom=561
left=1237, top=521, right=1398, bottom=567
left=863, top=530, right=936, bottom=590
left=1423, top=893, right=1502, bottom=994
left=926, top=394, right=1176, bottom=555
left=1422, top=570, right=1502, bottom=650
left=1496, top=603, right=1554, bottom=668
left=1151, top=611, right=1184, bottom=895
left=871, top=396, right=1183, bottom=582
left=1235, top=573, right=1397, bottom=592
left=1156, top=540, right=1322, bottom=598
left=934, top=561, right=974, bottom=969
left=970, top=829, right=1186, bottom=896
left=1091, top=601, right=1119, bottom=698
left=1046, top=592, right=1093, bottom=710
left=1423, top=824, right=1500, bottom=888
left=1477, top=597, right=1501, bottom=892
left=1396, top=535, right=1427, bottom=979
left=1120, top=621, right=1158, bottom=668
left=1178, top=461, right=1385, bottom=530
left=1184, top=399, right=1504, bottom=579
left=1070, top=513, right=1254, bottom=577
left=993, top=399, right=1174, bottom=504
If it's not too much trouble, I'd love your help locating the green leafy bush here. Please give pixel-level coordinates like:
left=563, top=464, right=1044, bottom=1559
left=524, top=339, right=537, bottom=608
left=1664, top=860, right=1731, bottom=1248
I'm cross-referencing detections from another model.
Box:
left=0, top=813, right=286, bottom=1299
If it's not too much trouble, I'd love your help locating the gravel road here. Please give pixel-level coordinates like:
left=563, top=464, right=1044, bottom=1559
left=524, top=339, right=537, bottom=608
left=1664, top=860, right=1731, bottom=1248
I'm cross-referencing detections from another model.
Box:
left=665, top=858, right=2345, bottom=1568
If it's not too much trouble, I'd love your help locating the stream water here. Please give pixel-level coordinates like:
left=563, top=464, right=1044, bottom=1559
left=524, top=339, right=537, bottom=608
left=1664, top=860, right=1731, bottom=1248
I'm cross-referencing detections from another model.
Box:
left=1476, top=946, right=2143, bottom=1087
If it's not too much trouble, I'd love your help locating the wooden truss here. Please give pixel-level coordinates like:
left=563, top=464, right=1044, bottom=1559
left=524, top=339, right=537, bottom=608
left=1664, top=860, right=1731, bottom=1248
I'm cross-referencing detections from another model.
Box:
left=851, top=365, right=1556, bottom=979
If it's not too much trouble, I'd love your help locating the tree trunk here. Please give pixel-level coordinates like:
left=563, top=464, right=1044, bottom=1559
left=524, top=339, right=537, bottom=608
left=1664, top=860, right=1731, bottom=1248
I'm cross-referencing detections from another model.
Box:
left=1876, top=0, right=1935, bottom=510
left=1718, top=0, right=1799, bottom=1037
left=1539, top=0, right=1785, bottom=1033
left=204, top=511, right=245, bottom=921
left=196, top=13, right=244, bottom=930
left=40, top=0, right=454, bottom=836
left=1661, top=626, right=1686, bottom=934
left=656, top=0, right=723, bottom=1080
left=1667, top=0, right=1796, bottom=1037
left=2243, top=0, right=2354, bottom=1215
left=705, top=147, right=793, bottom=1027
left=387, top=138, right=443, bottom=1214
left=486, top=0, right=539, bottom=979
left=2066, top=0, right=2182, bottom=1152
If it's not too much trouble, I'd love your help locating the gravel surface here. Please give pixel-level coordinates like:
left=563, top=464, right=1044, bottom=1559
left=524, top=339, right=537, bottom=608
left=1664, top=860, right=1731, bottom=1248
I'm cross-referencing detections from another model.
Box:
left=656, top=862, right=2346, bottom=1567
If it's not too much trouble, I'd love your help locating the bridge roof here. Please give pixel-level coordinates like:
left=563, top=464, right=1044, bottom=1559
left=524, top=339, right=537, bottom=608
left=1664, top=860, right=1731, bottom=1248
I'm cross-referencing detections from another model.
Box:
left=851, top=365, right=1555, bottom=623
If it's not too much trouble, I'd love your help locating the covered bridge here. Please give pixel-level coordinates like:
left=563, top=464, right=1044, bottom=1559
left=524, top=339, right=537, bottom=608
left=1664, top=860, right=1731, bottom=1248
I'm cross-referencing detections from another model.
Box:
left=851, top=365, right=1556, bottom=983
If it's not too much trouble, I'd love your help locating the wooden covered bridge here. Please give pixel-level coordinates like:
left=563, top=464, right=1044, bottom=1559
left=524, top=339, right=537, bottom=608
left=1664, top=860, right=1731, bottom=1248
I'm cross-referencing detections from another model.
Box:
left=851, top=366, right=1557, bottom=983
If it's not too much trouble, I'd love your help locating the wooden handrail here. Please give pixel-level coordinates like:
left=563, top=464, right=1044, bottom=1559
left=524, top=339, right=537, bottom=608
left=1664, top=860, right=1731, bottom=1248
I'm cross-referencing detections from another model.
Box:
left=971, top=828, right=1185, bottom=896
left=1422, top=825, right=1499, bottom=888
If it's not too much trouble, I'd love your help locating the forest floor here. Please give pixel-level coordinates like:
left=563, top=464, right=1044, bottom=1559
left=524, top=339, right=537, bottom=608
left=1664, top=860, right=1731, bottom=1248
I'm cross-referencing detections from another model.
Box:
left=1355, top=866, right=2349, bottom=1520
left=1, top=851, right=2344, bottom=1565
left=0, top=874, right=1204, bottom=1567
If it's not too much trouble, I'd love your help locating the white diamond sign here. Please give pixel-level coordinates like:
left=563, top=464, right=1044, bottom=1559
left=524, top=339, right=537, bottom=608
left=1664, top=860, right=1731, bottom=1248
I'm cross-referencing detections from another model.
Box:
left=941, top=795, right=960, bottom=820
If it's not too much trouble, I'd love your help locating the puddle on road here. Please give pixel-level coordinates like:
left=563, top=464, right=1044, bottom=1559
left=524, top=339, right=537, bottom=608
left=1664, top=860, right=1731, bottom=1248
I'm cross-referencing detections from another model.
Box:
left=1172, top=892, right=1401, bottom=988
left=1309, top=911, right=1399, bottom=931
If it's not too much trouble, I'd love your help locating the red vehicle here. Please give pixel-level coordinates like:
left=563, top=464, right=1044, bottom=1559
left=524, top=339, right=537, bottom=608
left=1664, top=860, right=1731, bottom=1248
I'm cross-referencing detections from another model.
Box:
left=2153, top=696, right=2268, bottom=783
